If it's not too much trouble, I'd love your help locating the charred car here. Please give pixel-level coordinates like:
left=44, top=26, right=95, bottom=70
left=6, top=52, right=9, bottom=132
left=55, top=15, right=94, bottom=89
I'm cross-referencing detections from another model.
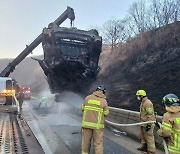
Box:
left=36, top=24, right=102, bottom=93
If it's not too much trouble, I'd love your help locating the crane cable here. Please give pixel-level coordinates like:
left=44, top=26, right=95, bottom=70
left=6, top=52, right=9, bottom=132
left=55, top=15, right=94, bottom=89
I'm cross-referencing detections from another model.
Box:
left=105, top=120, right=169, bottom=154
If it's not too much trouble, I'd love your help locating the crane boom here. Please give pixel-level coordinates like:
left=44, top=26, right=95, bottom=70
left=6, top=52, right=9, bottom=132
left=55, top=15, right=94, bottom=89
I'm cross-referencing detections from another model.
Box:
left=0, top=6, right=75, bottom=77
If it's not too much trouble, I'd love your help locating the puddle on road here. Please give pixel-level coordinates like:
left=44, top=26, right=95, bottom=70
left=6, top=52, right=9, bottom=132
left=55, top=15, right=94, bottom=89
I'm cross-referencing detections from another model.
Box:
left=107, top=126, right=127, bottom=136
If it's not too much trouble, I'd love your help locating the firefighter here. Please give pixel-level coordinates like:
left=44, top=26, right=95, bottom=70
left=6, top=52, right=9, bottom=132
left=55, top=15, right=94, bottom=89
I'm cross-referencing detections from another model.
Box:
left=81, top=85, right=109, bottom=154
left=38, top=97, right=48, bottom=108
left=136, top=90, right=156, bottom=154
left=18, top=91, right=24, bottom=110
left=157, top=94, right=180, bottom=154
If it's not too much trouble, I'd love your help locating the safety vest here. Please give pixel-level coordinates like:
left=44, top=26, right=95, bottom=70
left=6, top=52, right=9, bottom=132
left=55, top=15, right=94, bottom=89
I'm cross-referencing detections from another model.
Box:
left=161, top=117, right=180, bottom=153
left=81, top=91, right=109, bottom=129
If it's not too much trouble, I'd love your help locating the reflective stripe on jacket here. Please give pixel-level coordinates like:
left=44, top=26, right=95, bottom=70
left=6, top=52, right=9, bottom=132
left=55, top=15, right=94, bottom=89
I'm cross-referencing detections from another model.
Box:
left=140, top=97, right=156, bottom=123
left=158, top=106, right=180, bottom=153
left=81, top=91, right=109, bottom=129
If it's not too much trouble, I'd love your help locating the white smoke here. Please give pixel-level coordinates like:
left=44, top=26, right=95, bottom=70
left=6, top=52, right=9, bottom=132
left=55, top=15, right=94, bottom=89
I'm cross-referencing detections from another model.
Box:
left=39, top=88, right=55, bottom=101
left=56, top=91, right=84, bottom=108
left=35, top=90, right=83, bottom=126
left=36, top=88, right=84, bottom=115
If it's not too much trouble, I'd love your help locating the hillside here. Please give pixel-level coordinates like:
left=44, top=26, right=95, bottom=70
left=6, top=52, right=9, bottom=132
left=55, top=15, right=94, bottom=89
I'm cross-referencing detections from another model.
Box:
left=0, top=22, right=179, bottom=114
left=0, top=56, right=48, bottom=93
left=92, top=21, right=180, bottom=114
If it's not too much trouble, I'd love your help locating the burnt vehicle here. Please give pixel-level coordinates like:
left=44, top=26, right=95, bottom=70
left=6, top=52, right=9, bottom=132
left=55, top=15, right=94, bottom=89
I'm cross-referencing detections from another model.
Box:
left=38, top=24, right=102, bottom=93
left=0, top=7, right=102, bottom=94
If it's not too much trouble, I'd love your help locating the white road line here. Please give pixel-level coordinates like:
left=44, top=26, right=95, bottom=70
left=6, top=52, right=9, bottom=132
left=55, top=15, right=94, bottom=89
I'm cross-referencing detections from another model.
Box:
left=23, top=101, right=53, bottom=154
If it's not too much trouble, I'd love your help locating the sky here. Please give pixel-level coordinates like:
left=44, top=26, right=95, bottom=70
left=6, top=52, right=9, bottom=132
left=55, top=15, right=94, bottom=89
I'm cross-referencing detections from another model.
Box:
left=0, top=0, right=135, bottom=58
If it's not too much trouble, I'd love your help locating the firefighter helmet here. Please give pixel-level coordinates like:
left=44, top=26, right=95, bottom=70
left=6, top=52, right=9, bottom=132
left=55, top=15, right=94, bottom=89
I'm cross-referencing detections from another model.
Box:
left=136, top=90, right=146, bottom=96
left=96, top=85, right=106, bottom=94
left=162, top=94, right=180, bottom=106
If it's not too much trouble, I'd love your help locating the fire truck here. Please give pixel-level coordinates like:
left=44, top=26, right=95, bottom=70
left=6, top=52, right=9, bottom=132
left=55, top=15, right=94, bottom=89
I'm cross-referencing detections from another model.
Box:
left=20, top=85, right=31, bottom=100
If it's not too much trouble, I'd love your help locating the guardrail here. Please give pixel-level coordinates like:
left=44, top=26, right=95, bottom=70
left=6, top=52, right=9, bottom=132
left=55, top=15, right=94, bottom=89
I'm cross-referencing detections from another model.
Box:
left=106, top=107, right=163, bottom=147
left=72, top=106, right=164, bottom=148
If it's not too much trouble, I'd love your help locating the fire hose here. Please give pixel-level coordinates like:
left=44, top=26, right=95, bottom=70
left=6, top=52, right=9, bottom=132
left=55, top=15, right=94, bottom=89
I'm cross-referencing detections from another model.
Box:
left=105, top=120, right=169, bottom=154
left=105, top=120, right=156, bottom=126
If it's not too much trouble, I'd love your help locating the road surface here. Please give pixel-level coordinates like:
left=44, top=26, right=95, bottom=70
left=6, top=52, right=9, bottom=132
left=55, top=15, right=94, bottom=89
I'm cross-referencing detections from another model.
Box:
left=21, top=97, right=163, bottom=154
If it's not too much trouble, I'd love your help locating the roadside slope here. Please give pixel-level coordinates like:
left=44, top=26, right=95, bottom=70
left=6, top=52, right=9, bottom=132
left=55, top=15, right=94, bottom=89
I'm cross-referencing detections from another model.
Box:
left=92, top=21, right=180, bottom=114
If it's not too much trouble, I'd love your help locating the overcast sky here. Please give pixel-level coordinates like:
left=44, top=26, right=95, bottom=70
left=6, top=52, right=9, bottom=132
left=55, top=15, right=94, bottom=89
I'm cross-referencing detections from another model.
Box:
left=0, top=0, right=135, bottom=58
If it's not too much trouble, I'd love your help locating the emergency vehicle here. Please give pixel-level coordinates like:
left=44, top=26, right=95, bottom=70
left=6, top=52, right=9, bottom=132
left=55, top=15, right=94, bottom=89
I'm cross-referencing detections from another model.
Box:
left=20, top=86, right=31, bottom=100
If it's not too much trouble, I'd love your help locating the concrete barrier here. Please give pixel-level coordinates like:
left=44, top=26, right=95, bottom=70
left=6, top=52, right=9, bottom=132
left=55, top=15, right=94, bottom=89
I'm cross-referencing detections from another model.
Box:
left=72, top=106, right=164, bottom=147
left=105, top=107, right=163, bottom=147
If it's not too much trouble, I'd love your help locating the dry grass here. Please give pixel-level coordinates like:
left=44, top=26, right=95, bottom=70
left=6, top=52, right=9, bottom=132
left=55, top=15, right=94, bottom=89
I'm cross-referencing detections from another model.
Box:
left=92, top=21, right=180, bottom=114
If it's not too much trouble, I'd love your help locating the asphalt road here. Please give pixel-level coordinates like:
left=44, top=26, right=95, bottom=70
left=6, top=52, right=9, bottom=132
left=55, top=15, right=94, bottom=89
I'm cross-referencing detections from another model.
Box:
left=22, top=97, right=163, bottom=154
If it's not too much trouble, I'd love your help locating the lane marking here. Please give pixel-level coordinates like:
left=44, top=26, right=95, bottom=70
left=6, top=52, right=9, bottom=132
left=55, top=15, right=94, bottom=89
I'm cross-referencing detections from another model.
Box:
left=23, top=101, right=53, bottom=154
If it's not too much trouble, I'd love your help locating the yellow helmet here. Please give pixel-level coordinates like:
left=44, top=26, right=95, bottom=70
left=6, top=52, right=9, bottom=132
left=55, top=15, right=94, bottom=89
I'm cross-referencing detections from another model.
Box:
left=136, top=90, right=146, bottom=96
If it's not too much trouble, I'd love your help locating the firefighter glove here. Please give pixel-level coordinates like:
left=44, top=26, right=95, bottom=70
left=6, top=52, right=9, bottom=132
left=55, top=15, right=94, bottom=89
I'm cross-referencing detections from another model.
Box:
left=155, top=122, right=161, bottom=128
left=145, top=124, right=151, bottom=131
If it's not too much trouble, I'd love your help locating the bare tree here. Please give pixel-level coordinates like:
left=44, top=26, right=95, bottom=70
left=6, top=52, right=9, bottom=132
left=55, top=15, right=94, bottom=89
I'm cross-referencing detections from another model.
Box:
left=127, top=0, right=149, bottom=33
left=123, top=15, right=139, bottom=39
left=169, top=0, right=180, bottom=22
left=125, top=0, right=180, bottom=36
left=151, top=0, right=180, bottom=27
left=98, top=0, right=180, bottom=48
left=101, top=18, right=126, bottom=51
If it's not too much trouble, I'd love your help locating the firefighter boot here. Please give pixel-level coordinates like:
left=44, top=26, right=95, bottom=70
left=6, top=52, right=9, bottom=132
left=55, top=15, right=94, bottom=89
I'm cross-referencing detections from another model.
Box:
left=147, top=152, right=155, bottom=154
left=137, top=144, right=147, bottom=152
left=143, top=152, right=155, bottom=154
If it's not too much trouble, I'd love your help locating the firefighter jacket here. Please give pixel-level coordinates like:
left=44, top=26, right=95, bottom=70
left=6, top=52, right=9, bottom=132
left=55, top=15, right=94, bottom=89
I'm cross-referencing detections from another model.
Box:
left=157, top=106, right=180, bottom=154
left=81, top=91, right=109, bottom=129
left=140, top=97, right=156, bottom=123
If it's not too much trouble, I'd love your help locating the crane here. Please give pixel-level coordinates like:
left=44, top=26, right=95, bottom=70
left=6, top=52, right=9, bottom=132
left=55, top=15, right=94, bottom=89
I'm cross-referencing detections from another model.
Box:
left=0, top=6, right=75, bottom=77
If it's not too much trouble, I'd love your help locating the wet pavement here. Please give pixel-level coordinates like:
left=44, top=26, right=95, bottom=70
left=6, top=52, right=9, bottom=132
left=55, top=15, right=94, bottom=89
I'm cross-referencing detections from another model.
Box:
left=21, top=97, right=163, bottom=154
